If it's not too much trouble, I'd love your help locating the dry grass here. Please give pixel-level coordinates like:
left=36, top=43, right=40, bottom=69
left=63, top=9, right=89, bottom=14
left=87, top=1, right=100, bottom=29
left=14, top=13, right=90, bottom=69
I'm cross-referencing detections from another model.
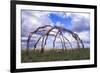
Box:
left=21, top=48, right=90, bottom=63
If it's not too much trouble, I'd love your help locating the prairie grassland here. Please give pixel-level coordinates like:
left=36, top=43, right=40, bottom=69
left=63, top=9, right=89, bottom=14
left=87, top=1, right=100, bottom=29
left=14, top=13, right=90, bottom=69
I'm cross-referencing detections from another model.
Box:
left=21, top=48, right=90, bottom=63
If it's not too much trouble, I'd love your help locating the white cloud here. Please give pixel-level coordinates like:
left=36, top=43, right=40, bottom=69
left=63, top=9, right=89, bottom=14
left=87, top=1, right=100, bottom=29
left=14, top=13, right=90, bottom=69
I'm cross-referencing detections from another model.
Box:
left=21, top=11, right=90, bottom=49
left=70, top=13, right=90, bottom=32
left=21, top=10, right=53, bottom=37
left=55, top=21, right=64, bottom=27
left=78, top=31, right=90, bottom=41
left=65, top=13, right=72, bottom=17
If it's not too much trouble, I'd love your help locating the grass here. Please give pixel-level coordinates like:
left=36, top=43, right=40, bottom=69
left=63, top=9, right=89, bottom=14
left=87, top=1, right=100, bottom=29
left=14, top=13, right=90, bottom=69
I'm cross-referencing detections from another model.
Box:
left=21, top=48, right=90, bottom=63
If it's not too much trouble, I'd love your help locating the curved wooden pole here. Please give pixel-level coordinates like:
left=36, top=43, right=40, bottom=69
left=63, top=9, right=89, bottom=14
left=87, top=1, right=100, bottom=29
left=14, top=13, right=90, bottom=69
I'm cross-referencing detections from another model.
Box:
left=26, top=32, right=33, bottom=55
left=59, top=35, right=64, bottom=52
left=59, top=32, right=66, bottom=50
left=41, top=37, right=45, bottom=53
left=53, top=30, right=60, bottom=49
left=80, top=39, right=84, bottom=48
left=75, top=35, right=84, bottom=48
left=62, top=35, right=73, bottom=49
left=33, top=36, right=42, bottom=51
left=31, top=25, right=52, bottom=34
left=70, top=33, right=80, bottom=49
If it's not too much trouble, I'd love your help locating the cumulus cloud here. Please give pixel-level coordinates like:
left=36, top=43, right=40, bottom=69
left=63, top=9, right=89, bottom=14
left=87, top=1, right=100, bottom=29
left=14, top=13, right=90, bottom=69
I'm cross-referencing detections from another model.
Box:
left=70, top=13, right=90, bottom=32
left=21, top=10, right=53, bottom=37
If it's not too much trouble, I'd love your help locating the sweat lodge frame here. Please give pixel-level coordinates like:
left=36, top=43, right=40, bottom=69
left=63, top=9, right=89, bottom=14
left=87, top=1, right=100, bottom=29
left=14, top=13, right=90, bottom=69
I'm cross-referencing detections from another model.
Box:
left=10, top=0, right=97, bottom=72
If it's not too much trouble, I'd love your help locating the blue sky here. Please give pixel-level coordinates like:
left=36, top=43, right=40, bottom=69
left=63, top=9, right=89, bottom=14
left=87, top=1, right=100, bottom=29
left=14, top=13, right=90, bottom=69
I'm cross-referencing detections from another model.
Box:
left=21, top=10, right=90, bottom=49
left=49, top=13, right=72, bottom=29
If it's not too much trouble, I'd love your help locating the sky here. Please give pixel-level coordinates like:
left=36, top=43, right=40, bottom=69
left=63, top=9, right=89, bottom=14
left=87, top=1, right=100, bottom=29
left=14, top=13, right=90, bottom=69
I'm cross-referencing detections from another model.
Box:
left=21, top=10, right=90, bottom=49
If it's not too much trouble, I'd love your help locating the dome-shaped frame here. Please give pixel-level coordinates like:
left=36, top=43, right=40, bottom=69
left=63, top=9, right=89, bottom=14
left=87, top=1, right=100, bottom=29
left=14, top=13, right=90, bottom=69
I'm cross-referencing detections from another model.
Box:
left=26, top=25, right=84, bottom=54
